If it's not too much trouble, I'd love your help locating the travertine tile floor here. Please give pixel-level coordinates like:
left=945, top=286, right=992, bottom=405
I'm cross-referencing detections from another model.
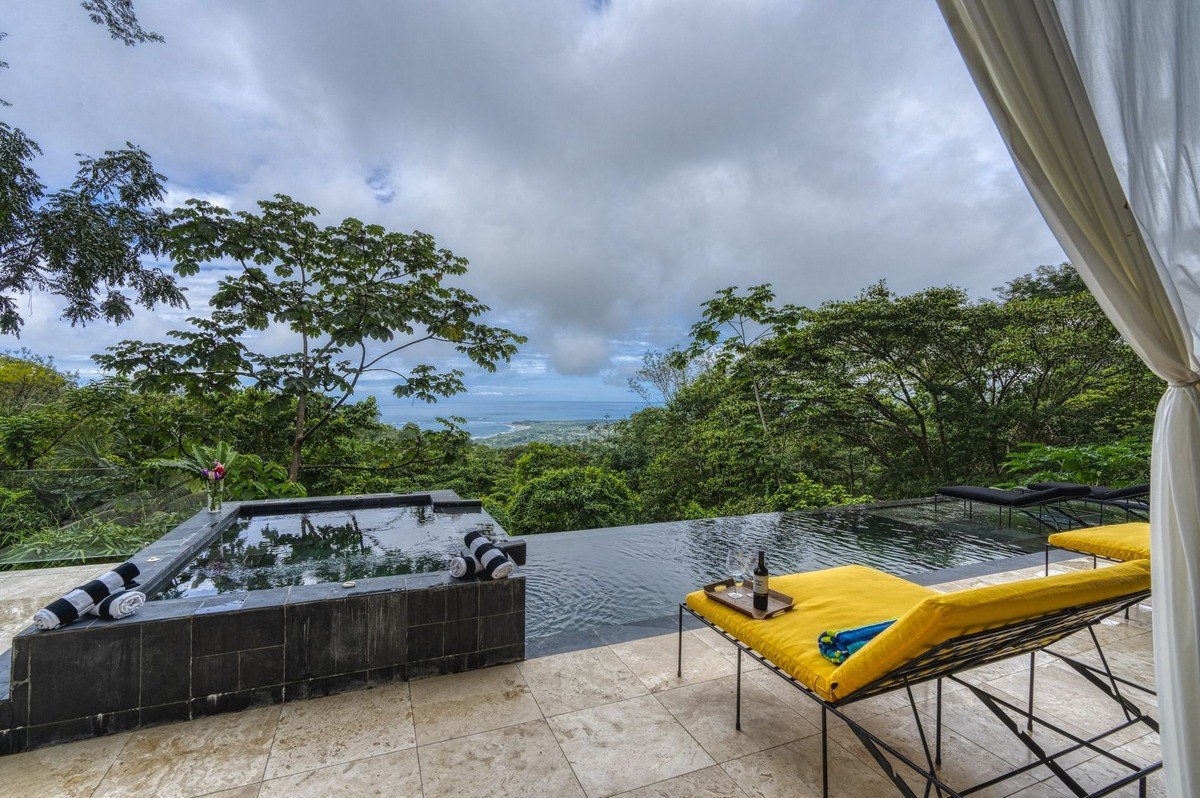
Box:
left=0, top=558, right=1159, bottom=797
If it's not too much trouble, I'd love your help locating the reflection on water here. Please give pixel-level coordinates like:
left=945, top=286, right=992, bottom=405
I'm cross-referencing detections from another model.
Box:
left=153, top=500, right=1044, bottom=640
left=155, top=505, right=491, bottom=599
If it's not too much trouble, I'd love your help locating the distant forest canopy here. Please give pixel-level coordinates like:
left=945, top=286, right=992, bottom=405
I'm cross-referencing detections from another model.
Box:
left=0, top=264, right=1157, bottom=557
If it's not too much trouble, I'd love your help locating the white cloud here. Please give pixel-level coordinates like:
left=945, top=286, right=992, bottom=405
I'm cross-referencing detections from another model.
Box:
left=3, top=0, right=1065, bottom=400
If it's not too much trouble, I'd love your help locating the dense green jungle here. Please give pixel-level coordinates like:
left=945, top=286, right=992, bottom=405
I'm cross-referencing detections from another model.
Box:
left=0, top=264, right=1156, bottom=565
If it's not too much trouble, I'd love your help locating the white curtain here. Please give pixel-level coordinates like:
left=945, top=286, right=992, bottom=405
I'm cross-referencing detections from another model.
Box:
left=935, top=2, right=1200, bottom=796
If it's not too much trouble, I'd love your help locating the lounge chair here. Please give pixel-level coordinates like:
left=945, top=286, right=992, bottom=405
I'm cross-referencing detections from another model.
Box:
left=1028, top=481, right=1150, bottom=522
left=936, top=483, right=1092, bottom=531
left=1045, top=521, right=1151, bottom=571
left=680, top=560, right=1156, bottom=798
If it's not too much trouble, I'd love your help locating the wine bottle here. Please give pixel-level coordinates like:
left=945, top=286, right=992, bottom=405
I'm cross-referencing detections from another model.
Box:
left=753, top=550, right=769, bottom=612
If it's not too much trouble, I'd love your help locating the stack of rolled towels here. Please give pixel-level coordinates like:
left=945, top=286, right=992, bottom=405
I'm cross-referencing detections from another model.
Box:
left=32, top=562, right=146, bottom=630
left=449, top=528, right=515, bottom=579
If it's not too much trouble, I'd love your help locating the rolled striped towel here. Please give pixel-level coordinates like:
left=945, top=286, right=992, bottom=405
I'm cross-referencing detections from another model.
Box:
left=32, top=562, right=140, bottom=630
left=460, top=529, right=514, bottom=579
left=88, top=589, right=147, bottom=620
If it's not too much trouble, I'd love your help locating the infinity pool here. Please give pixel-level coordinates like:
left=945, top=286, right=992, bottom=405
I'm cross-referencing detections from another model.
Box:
left=155, top=498, right=1043, bottom=638
left=518, top=500, right=1044, bottom=639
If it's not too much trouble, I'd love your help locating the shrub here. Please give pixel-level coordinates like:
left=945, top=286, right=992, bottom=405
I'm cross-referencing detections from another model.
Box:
left=506, top=466, right=639, bottom=535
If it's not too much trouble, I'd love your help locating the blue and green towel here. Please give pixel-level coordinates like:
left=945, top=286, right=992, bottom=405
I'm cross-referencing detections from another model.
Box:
left=818, top=619, right=895, bottom=665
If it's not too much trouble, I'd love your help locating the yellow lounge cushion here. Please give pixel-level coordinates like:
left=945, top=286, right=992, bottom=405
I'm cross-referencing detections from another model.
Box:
left=828, top=559, right=1151, bottom=700
left=686, top=559, right=1151, bottom=703
left=1048, top=522, right=1151, bottom=562
left=685, top=565, right=936, bottom=701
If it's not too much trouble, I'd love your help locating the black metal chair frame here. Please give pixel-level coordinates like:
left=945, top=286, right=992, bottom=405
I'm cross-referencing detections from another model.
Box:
left=932, top=492, right=1090, bottom=533
left=678, top=588, right=1159, bottom=798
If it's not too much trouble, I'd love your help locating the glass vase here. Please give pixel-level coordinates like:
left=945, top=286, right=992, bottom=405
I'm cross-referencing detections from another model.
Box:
left=208, top=482, right=224, bottom=514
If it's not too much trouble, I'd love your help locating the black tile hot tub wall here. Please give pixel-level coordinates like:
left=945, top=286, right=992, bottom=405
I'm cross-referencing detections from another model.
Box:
left=0, top=573, right=524, bottom=755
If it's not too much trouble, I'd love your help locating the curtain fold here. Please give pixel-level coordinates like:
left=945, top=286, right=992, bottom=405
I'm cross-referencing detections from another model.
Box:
left=935, top=2, right=1200, bottom=796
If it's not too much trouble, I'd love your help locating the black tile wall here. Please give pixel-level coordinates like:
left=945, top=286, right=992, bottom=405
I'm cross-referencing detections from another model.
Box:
left=332, top=598, right=369, bottom=674
left=28, top=625, right=141, bottom=726
left=407, top=623, right=443, bottom=661
left=140, top=619, right=191, bottom=706
left=192, top=652, right=239, bottom=697
left=2, top=570, right=525, bottom=755
left=284, top=600, right=337, bottom=681
left=366, top=591, right=407, bottom=668
left=239, top=646, right=284, bottom=690
left=193, top=607, right=284, bottom=656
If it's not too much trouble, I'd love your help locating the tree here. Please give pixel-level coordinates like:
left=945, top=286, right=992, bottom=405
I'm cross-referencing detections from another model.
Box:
left=683, top=285, right=797, bottom=444
left=627, top=349, right=701, bottom=404
left=0, top=1, right=180, bottom=336
left=96, top=195, right=525, bottom=480
left=506, top=466, right=639, bottom=534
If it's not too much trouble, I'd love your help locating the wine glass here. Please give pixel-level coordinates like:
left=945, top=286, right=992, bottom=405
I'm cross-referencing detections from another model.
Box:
left=725, top=550, right=745, bottom=598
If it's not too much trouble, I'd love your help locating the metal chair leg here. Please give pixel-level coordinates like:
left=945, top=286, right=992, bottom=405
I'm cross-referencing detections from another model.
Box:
left=676, top=604, right=683, bottom=678
left=821, top=705, right=829, bottom=798
left=1026, top=652, right=1036, bottom=733
left=735, top=648, right=742, bottom=731
left=935, top=679, right=943, bottom=768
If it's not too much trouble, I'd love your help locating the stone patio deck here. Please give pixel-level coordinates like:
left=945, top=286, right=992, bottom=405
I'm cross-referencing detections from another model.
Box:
left=0, top=558, right=1159, bottom=797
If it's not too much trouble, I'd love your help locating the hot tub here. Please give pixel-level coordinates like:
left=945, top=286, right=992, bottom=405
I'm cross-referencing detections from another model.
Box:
left=0, top=491, right=524, bottom=754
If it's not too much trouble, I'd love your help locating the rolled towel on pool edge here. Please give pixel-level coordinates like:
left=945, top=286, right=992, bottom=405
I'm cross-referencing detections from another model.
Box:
left=32, top=562, right=141, bottom=630
left=463, top=530, right=515, bottom=579
left=88, top=589, right=147, bottom=620
left=449, top=554, right=480, bottom=579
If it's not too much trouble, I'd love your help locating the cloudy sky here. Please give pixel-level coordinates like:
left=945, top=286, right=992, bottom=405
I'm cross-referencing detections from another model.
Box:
left=3, top=0, right=1065, bottom=413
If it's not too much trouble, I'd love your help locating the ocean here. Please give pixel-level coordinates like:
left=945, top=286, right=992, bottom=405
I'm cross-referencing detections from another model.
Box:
left=373, top=397, right=648, bottom=439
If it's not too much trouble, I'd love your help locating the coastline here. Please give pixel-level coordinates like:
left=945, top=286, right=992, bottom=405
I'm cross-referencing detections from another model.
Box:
left=471, top=422, right=532, bottom=441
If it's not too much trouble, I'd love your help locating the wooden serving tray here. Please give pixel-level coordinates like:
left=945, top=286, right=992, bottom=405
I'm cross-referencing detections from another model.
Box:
left=703, top=579, right=794, bottom=620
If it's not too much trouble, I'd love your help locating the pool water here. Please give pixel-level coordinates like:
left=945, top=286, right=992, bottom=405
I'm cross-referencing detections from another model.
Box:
left=519, top=501, right=1046, bottom=639
left=155, top=505, right=493, bottom=599
left=155, top=499, right=1046, bottom=638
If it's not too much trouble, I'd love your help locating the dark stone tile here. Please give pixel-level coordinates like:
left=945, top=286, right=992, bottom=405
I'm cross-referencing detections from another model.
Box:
left=194, top=594, right=248, bottom=615
left=28, top=625, right=141, bottom=725
left=25, top=717, right=92, bottom=749
left=497, top=538, right=526, bottom=566
left=478, top=578, right=524, bottom=616
left=368, top=665, right=405, bottom=685
left=407, top=623, right=443, bottom=661
left=11, top=637, right=30, bottom=683
left=140, top=619, right=191, bottom=706
left=25, top=709, right=139, bottom=749
left=0, top=698, right=11, bottom=730
left=367, top=591, right=407, bottom=669
left=140, top=701, right=191, bottom=727
left=282, top=671, right=369, bottom=702
left=480, top=613, right=524, bottom=650
left=407, top=586, right=447, bottom=626
left=285, top=600, right=336, bottom=681
left=190, top=686, right=282, bottom=717
left=405, top=571, right=453, bottom=592
left=240, top=645, right=284, bottom=690
left=481, top=644, right=525, bottom=667
left=445, top=583, right=478, bottom=621
left=9, top=680, right=27, bottom=729
left=287, top=584, right=334, bottom=605
left=0, top=727, right=25, bottom=756
left=112, top=596, right=206, bottom=624
left=193, top=607, right=284, bottom=656
left=241, top=587, right=293, bottom=610
left=333, top=597, right=369, bottom=673
left=192, top=652, right=239, bottom=697
left=444, top=619, right=479, bottom=657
